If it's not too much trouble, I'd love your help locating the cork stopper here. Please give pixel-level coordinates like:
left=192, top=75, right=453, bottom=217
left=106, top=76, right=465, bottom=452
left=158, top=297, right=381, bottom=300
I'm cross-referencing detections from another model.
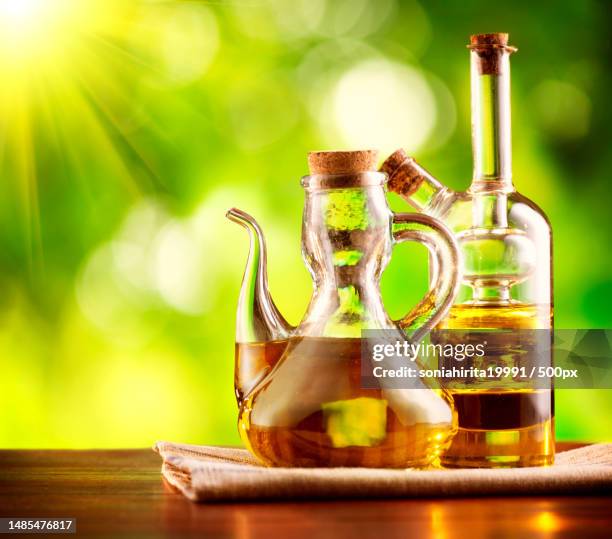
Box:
left=470, top=33, right=509, bottom=48
left=380, top=149, right=426, bottom=199
left=308, top=150, right=378, bottom=175
left=468, top=33, right=517, bottom=75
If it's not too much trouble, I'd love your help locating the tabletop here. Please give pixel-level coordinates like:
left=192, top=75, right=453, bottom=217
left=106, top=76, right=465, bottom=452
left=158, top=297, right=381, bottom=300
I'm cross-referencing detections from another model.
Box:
left=0, top=443, right=610, bottom=538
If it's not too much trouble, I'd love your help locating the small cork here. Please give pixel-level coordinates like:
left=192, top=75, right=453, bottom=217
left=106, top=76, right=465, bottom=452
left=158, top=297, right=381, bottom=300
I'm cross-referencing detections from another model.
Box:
left=468, top=33, right=517, bottom=75
left=470, top=33, right=509, bottom=48
left=380, top=149, right=425, bottom=199
left=308, top=150, right=378, bottom=175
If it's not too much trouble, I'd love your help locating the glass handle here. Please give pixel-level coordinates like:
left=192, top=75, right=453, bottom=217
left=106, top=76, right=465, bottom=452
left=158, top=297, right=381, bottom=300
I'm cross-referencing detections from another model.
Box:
left=392, top=212, right=461, bottom=343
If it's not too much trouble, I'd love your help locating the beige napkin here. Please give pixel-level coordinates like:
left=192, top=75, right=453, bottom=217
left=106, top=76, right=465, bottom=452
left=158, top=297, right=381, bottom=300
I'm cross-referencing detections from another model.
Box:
left=154, top=442, right=612, bottom=502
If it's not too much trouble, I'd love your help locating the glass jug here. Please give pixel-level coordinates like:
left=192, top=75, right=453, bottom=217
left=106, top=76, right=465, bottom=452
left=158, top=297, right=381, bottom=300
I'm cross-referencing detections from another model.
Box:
left=227, top=150, right=461, bottom=468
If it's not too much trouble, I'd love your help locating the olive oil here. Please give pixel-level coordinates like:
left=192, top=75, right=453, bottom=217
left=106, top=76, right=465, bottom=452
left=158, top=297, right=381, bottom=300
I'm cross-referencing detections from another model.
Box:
left=435, top=303, right=554, bottom=468
left=238, top=337, right=456, bottom=468
left=235, top=340, right=288, bottom=406
left=244, top=414, right=454, bottom=468
left=439, top=303, right=551, bottom=330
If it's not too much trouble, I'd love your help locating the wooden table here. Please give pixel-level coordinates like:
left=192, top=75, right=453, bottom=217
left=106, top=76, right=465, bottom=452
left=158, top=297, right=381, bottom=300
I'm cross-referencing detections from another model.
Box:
left=0, top=443, right=610, bottom=538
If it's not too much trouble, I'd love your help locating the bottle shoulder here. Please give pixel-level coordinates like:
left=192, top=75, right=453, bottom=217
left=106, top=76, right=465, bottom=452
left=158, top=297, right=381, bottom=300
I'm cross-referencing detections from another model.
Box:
left=429, top=188, right=551, bottom=235
left=506, top=191, right=552, bottom=230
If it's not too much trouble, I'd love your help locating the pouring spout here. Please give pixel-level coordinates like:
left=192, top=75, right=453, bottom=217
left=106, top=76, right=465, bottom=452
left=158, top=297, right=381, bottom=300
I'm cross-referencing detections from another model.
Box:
left=226, top=208, right=294, bottom=344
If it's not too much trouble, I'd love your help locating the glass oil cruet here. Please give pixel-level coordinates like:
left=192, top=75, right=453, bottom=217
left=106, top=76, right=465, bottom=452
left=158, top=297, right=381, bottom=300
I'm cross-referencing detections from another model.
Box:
left=381, top=34, right=554, bottom=467
left=226, top=150, right=461, bottom=468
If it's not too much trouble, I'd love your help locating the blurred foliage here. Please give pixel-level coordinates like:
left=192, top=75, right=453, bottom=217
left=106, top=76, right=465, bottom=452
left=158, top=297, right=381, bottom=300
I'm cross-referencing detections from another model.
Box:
left=0, top=0, right=610, bottom=447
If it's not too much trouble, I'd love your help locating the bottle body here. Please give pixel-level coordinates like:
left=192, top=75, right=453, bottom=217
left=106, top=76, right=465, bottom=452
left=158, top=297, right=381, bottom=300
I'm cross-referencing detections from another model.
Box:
left=431, top=190, right=554, bottom=467
left=386, top=174, right=555, bottom=467
left=239, top=335, right=456, bottom=468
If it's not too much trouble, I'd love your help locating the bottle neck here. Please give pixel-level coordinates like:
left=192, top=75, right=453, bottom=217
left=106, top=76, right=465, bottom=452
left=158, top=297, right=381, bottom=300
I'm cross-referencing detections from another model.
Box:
left=470, top=47, right=514, bottom=189
left=300, top=181, right=394, bottom=336
left=382, top=155, right=449, bottom=213
left=301, top=181, right=391, bottom=288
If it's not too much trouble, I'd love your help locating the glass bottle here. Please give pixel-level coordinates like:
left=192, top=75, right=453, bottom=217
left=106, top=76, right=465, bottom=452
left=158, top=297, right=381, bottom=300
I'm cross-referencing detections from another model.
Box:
left=228, top=150, right=461, bottom=468
left=381, top=34, right=554, bottom=467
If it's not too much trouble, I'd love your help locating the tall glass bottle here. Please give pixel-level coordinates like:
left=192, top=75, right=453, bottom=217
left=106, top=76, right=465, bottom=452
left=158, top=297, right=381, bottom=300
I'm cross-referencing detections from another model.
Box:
left=381, top=33, right=554, bottom=467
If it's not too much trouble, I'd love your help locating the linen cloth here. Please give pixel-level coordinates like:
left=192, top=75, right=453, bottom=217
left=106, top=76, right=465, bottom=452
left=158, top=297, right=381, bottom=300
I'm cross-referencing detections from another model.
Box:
left=154, top=442, right=612, bottom=502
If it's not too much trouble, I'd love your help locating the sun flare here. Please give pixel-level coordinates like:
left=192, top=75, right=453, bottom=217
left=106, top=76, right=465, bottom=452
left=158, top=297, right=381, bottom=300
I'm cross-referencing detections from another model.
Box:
left=0, top=0, right=43, bottom=21
left=0, top=0, right=102, bottom=67
left=0, top=0, right=180, bottom=260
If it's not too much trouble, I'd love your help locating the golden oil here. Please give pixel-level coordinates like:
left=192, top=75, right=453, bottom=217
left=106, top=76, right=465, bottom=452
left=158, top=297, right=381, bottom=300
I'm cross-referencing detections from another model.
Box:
left=234, top=340, right=288, bottom=406
left=435, top=303, right=554, bottom=468
left=237, top=337, right=456, bottom=468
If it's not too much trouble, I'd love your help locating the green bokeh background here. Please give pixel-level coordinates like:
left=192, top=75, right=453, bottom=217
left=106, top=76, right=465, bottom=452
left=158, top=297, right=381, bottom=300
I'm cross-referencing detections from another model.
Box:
left=1, top=0, right=610, bottom=447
